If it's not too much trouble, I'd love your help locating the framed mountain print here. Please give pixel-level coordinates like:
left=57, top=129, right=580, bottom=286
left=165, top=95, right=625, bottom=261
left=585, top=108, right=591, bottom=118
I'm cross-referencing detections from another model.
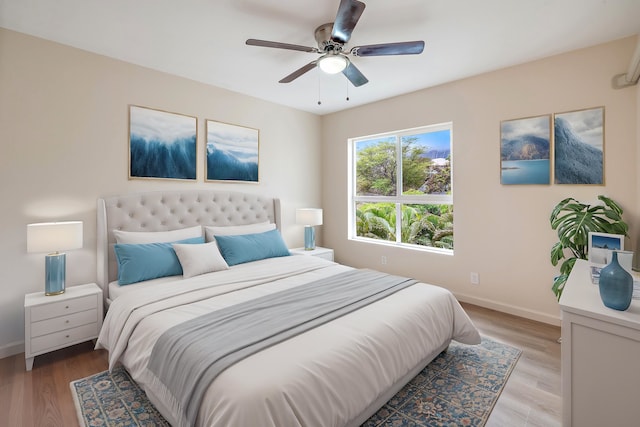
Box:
left=206, top=120, right=259, bottom=183
left=554, top=107, right=604, bottom=185
left=500, top=115, right=551, bottom=185
left=129, top=105, right=197, bottom=181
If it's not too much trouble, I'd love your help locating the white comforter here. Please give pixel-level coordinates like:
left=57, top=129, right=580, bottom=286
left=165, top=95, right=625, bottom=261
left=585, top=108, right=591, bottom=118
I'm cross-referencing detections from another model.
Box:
left=97, top=256, right=481, bottom=427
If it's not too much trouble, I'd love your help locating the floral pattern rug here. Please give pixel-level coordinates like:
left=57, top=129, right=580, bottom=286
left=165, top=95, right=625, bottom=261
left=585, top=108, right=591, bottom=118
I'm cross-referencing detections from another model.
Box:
left=70, top=337, right=520, bottom=427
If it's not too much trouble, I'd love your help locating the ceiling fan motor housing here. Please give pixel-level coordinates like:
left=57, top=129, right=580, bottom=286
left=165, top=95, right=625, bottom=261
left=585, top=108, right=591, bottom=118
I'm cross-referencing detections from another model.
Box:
left=315, top=23, right=343, bottom=52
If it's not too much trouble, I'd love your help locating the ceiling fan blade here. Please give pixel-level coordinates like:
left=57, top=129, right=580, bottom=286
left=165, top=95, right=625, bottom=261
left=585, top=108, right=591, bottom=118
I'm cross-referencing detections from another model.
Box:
left=279, top=61, right=318, bottom=83
left=246, top=39, right=317, bottom=53
left=342, top=62, right=368, bottom=87
left=331, top=0, right=366, bottom=44
left=351, top=41, right=425, bottom=56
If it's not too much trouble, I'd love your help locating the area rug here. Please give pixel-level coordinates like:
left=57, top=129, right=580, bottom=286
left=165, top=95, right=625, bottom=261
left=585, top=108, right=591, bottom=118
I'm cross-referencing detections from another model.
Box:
left=70, top=337, right=520, bottom=427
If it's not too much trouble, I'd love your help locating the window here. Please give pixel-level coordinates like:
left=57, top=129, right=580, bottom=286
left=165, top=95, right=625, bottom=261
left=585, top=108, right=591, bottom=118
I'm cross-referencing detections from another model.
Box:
left=349, top=123, right=453, bottom=251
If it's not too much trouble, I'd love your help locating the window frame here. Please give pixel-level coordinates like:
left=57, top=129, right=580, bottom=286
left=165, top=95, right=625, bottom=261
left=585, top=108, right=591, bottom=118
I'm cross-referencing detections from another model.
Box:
left=348, top=122, right=453, bottom=253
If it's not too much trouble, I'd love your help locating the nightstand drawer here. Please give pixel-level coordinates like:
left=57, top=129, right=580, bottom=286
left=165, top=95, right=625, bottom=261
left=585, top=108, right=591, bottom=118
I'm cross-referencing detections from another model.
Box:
left=30, top=322, right=98, bottom=354
left=30, top=308, right=98, bottom=337
left=30, top=294, right=96, bottom=322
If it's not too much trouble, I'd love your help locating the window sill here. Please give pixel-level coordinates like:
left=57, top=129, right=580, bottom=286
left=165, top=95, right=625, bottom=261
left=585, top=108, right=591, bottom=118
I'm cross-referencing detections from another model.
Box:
left=349, top=236, right=454, bottom=256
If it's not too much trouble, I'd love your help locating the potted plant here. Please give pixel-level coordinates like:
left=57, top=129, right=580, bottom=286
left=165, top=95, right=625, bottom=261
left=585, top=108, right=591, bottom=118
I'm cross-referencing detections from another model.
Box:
left=550, top=195, right=628, bottom=300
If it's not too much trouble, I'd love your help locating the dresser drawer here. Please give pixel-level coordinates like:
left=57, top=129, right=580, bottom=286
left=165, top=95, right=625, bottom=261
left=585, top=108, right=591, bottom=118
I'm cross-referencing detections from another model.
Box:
left=30, top=308, right=98, bottom=338
left=30, top=294, right=96, bottom=322
left=30, top=322, right=98, bottom=355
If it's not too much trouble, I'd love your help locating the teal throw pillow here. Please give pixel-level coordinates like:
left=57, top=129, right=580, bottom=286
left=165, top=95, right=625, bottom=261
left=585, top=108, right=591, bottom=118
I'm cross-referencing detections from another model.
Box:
left=115, top=236, right=204, bottom=285
left=215, top=229, right=290, bottom=266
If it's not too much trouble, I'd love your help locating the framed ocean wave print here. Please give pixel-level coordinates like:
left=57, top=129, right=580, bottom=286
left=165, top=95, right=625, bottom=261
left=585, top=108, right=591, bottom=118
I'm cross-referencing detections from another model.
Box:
left=128, top=105, right=197, bottom=181
left=500, top=114, right=551, bottom=185
left=206, top=119, right=259, bottom=183
left=554, top=106, right=604, bottom=185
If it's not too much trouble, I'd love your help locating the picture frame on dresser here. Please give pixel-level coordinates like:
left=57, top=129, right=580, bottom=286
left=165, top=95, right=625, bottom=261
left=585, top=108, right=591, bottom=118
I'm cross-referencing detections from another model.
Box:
left=588, top=231, right=623, bottom=266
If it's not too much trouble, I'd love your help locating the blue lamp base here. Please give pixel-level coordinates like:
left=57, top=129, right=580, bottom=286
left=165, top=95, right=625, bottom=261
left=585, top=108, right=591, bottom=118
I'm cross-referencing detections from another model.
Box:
left=304, top=226, right=316, bottom=251
left=45, top=252, right=66, bottom=296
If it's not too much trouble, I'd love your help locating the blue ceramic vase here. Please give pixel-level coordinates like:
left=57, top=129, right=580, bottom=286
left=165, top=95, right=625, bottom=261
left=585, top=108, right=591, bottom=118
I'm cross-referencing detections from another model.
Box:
left=598, top=251, right=633, bottom=311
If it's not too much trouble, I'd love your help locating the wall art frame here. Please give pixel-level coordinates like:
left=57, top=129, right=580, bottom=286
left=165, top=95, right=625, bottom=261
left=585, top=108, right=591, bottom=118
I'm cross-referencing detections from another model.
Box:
left=554, top=106, right=604, bottom=185
left=500, top=114, right=551, bottom=185
left=588, top=231, right=624, bottom=266
left=205, top=119, right=259, bottom=183
left=128, top=105, right=197, bottom=181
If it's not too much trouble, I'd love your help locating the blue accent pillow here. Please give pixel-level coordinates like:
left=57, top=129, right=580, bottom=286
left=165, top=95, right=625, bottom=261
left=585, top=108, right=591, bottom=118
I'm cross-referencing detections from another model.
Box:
left=215, top=229, right=290, bottom=266
left=115, top=236, right=204, bottom=285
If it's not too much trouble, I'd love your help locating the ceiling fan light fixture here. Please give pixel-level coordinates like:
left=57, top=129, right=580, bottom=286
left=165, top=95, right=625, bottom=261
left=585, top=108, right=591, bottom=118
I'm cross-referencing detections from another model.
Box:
left=318, top=54, right=348, bottom=74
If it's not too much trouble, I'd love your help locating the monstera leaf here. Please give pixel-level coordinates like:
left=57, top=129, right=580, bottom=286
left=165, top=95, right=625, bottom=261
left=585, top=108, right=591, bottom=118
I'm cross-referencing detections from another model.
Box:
left=550, top=195, right=628, bottom=300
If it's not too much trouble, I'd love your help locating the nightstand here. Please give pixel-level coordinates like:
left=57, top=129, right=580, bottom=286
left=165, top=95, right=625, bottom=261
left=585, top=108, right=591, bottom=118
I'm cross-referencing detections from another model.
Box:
left=24, top=283, right=103, bottom=371
left=290, top=246, right=334, bottom=261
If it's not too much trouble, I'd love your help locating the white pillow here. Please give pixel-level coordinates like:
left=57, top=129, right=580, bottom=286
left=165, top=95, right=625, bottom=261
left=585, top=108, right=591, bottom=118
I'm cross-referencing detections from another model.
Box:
left=173, top=241, right=229, bottom=278
left=204, top=222, right=276, bottom=242
left=114, top=225, right=202, bottom=244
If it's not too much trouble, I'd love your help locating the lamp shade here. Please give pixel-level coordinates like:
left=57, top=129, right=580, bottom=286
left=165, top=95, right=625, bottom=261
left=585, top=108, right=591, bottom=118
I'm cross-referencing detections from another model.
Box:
left=296, top=208, right=323, bottom=226
left=318, top=55, right=348, bottom=74
left=27, top=221, right=83, bottom=253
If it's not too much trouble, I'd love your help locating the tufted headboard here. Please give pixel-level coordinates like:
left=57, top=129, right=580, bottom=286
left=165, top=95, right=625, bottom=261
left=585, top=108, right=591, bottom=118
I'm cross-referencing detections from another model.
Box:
left=96, top=190, right=281, bottom=302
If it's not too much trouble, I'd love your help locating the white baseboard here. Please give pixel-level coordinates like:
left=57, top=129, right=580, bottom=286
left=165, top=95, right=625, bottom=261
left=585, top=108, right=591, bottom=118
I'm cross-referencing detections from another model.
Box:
left=455, top=293, right=561, bottom=326
left=0, top=340, right=24, bottom=360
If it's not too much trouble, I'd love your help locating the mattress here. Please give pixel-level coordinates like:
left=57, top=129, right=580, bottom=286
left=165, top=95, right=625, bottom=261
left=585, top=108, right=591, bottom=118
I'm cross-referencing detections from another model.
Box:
left=97, top=255, right=481, bottom=427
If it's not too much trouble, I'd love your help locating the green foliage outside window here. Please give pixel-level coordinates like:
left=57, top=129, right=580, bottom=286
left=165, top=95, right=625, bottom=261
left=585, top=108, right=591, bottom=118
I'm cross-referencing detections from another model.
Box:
left=356, top=138, right=450, bottom=197
left=355, top=203, right=453, bottom=249
left=354, top=134, right=453, bottom=249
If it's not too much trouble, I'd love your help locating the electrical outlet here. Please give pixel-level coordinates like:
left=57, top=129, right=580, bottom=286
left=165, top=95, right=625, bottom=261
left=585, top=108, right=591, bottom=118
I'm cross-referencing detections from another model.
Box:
left=470, top=272, right=480, bottom=285
left=381, top=256, right=387, bottom=265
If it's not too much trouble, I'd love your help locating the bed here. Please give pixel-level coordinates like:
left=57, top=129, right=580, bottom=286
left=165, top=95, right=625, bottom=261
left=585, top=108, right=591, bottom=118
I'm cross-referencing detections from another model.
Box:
left=95, top=190, right=481, bottom=427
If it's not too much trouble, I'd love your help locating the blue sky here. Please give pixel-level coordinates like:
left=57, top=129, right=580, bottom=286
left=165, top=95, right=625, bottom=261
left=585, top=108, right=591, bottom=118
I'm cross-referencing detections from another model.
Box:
left=591, top=234, right=622, bottom=250
left=405, top=130, right=451, bottom=151
left=357, top=130, right=451, bottom=151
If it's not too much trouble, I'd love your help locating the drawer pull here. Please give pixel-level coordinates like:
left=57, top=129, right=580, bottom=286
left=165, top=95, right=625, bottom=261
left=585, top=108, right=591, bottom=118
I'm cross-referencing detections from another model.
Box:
left=65, top=335, right=70, bottom=338
left=65, top=306, right=69, bottom=309
left=65, top=320, right=70, bottom=324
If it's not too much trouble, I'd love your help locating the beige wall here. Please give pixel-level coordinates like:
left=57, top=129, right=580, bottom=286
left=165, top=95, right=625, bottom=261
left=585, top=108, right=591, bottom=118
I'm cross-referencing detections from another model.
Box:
left=1, top=27, right=637, bottom=357
left=0, top=29, right=322, bottom=356
left=322, top=36, right=639, bottom=325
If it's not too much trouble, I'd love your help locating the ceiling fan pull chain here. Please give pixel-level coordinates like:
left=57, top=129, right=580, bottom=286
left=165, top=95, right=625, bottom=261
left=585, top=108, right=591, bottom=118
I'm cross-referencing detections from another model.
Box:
left=317, top=72, right=322, bottom=105
left=346, top=79, right=350, bottom=101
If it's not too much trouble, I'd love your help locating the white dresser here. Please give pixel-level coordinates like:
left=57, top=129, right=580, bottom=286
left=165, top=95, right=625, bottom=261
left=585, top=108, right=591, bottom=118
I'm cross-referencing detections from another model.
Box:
left=24, top=283, right=103, bottom=371
left=559, top=259, right=640, bottom=426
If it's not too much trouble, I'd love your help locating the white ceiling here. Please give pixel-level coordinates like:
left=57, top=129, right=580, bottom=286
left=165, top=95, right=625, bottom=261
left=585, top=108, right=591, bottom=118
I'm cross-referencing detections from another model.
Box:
left=1, top=0, right=639, bottom=115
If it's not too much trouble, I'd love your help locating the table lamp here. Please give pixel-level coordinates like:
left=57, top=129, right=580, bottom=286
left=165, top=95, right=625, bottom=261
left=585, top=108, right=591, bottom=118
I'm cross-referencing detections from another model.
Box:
left=295, top=208, right=323, bottom=250
left=27, top=221, right=83, bottom=295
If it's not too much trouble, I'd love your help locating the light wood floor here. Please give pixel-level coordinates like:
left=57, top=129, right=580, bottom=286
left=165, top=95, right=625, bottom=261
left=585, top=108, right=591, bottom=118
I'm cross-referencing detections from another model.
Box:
left=0, top=303, right=560, bottom=427
left=464, top=303, right=562, bottom=427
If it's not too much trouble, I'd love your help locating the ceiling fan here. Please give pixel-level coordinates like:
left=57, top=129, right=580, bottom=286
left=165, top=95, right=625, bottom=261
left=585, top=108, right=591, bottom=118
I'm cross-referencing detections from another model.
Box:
left=246, top=0, right=425, bottom=87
